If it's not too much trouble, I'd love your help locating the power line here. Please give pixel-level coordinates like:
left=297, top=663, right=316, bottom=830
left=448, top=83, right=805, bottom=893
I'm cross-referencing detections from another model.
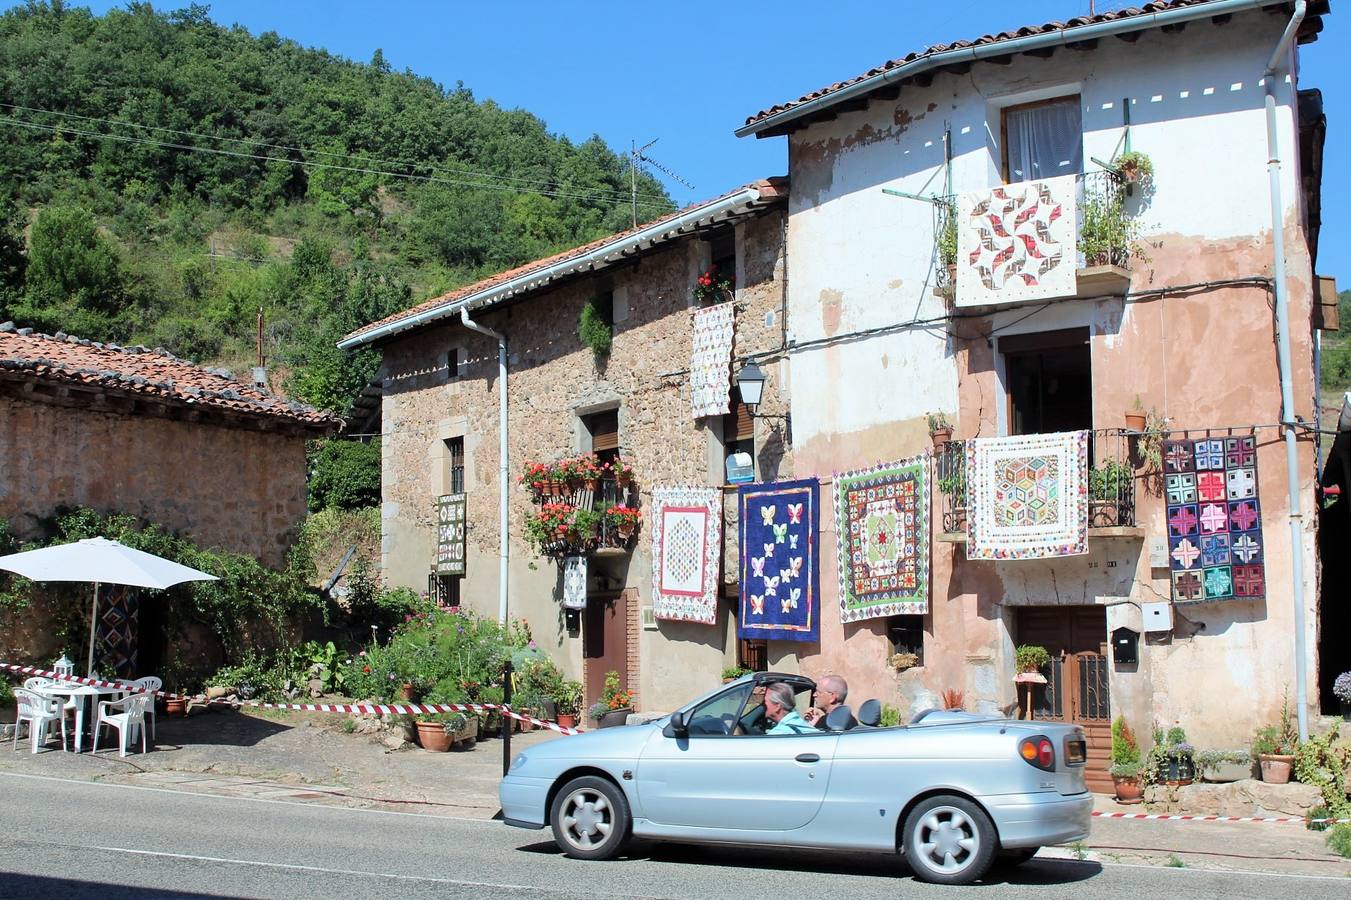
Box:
left=0, top=102, right=672, bottom=205
left=0, top=114, right=674, bottom=211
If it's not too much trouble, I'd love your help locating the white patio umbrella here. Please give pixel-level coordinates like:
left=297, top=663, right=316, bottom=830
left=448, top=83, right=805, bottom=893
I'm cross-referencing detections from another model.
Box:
left=0, top=536, right=218, bottom=676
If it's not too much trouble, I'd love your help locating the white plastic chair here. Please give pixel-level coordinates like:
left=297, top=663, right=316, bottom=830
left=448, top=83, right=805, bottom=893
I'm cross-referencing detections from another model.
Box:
left=12, top=688, right=67, bottom=753
left=93, top=693, right=152, bottom=757
left=23, top=676, right=79, bottom=720
left=130, top=677, right=162, bottom=739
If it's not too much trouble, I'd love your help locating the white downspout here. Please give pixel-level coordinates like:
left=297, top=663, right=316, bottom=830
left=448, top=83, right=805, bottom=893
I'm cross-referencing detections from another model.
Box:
left=460, top=307, right=510, bottom=626
left=1263, top=0, right=1309, bottom=740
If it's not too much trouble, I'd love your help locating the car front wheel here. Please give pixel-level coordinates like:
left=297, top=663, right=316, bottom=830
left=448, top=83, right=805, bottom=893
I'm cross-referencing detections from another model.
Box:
left=549, top=776, right=631, bottom=861
left=902, top=795, right=997, bottom=885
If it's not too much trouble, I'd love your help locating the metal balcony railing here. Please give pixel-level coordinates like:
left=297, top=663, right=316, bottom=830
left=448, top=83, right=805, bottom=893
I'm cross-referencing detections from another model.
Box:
left=935, top=428, right=1137, bottom=535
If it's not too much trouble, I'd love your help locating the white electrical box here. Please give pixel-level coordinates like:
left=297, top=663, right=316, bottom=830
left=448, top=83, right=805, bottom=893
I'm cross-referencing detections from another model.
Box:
left=1142, top=601, right=1173, bottom=633
left=1148, top=536, right=1169, bottom=569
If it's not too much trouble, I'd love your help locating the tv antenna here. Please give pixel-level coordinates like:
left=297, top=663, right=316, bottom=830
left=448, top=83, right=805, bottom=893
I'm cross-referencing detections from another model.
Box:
left=630, top=138, right=694, bottom=226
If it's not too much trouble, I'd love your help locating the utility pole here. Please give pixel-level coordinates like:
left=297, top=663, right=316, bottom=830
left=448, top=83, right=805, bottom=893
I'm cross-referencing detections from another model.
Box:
left=630, top=140, right=639, bottom=228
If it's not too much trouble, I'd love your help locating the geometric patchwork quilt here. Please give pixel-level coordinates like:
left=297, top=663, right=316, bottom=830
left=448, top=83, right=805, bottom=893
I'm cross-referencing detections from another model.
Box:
left=833, top=455, right=929, bottom=623
left=738, top=478, right=820, bottom=643
left=689, top=302, right=735, bottom=419
left=955, top=174, right=1077, bottom=308
left=651, top=485, right=723, bottom=624
left=1164, top=436, right=1265, bottom=602
left=966, top=430, right=1089, bottom=559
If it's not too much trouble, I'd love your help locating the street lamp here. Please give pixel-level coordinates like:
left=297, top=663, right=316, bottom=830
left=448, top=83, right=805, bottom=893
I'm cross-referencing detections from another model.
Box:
left=735, top=360, right=766, bottom=412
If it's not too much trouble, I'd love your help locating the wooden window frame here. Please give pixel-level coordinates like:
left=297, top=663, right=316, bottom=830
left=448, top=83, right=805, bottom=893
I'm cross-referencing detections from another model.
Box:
left=446, top=436, right=465, bottom=494
left=1000, top=94, right=1082, bottom=184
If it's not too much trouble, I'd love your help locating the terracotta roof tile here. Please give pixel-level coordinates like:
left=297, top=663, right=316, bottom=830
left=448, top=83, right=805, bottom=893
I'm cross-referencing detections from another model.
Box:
left=0, top=324, right=339, bottom=429
left=742, top=1, right=1289, bottom=131
left=344, top=177, right=788, bottom=346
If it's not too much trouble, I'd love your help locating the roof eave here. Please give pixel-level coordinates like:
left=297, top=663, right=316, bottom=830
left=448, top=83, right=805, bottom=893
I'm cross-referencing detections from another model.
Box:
left=735, top=0, right=1286, bottom=139
left=339, top=184, right=780, bottom=350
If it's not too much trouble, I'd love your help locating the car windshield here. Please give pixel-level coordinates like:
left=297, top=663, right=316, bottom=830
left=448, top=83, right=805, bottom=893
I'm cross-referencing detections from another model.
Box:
left=685, top=679, right=815, bottom=736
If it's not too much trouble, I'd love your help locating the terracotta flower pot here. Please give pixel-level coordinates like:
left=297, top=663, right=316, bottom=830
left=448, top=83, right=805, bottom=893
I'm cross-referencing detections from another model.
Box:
left=557, top=713, right=577, bottom=729
left=165, top=697, right=187, bottom=717
left=400, top=683, right=416, bottom=701
left=1124, top=412, right=1147, bottom=432
left=930, top=427, right=952, bottom=449
left=1259, top=753, right=1295, bottom=783
left=414, top=720, right=452, bottom=752
left=616, top=522, right=635, bottom=539
left=1112, top=775, right=1144, bottom=805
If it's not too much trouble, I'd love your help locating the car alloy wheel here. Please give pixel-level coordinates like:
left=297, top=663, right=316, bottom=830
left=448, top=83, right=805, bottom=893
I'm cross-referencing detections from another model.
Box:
left=549, top=775, right=631, bottom=861
left=902, top=795, right=996, bottom=885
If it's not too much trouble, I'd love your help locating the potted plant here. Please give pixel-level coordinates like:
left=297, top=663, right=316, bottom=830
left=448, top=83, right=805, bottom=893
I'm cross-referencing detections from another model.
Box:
left=163, top=652, right=190, bottom=716
left=591, top=670, right=633, bottom=728
left=1125, top=397, right=1147, bottom=433
left=937, top=457, right=967, bottom=531
left=694, top=264, right=733, bottom=304
left=936, top=204, right=958, bottom=294
left=1253, top=725, right=1296, bottom=783
left=889, top=651, right=920, bottom=673
left=721, top=665, right=752, bottom=683
left=927, top=412, right=953, bottom=449
left=1110, top=716, right=1145, bottom=803
left=1334, top=672, right=1351, bottom=722
left=415, top=714, right=455, bottom=752
left=1088, top=460, right=1133, bottom=526
left=554, top=679, right=584, bottom=729
left=578, top=294, right=613, bottom=363
left=1115, top=150, right=1154, bottom=187
left=1158, top=726, right=1196, bottom=785
left=604, top=504, right=641, bottom=543
left=940, top=688, right=965, bottom=711
left=1195, top=749, right=1255, bottom=783
left=1079, top=188, right=1138, bottom=268
left=612, top=459, right=635, bottom=490
left=1015, top=644, right=1051, bottom=674
left=523, top=502, right=577, bottom=555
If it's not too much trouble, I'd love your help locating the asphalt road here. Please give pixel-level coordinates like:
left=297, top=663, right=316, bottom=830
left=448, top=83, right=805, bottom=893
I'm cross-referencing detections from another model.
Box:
left=2, top=772, right=1348, bottom=899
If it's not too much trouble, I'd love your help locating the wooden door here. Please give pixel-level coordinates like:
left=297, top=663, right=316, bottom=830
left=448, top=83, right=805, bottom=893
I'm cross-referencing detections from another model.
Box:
left=1018, top=607, right=1112, bottom=793
left=583, top=592, right=628, bottom=708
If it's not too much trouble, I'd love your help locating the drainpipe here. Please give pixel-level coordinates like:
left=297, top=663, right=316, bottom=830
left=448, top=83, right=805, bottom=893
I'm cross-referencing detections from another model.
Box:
left=460, top=307, right=510, bottom=626
left=1263, top=0, right=1309, bottom=740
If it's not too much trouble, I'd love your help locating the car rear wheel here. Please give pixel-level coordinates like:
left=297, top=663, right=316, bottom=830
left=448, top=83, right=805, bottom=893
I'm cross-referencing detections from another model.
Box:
left=902, top=795, right=997, bottom=885
left=549, top=776, right=631, bottom=861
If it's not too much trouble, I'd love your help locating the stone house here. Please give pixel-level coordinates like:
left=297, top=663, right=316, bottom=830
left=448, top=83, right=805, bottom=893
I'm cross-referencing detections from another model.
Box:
left=736, top=0, right=1332, bottom=783
left=341, top=180, right=790, bottom=711
left=0, top=323, right=338, bottom=665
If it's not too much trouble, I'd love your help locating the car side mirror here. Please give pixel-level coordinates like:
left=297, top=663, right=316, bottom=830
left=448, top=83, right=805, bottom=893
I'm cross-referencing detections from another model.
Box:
left=665, top=710, right=689, bottom=738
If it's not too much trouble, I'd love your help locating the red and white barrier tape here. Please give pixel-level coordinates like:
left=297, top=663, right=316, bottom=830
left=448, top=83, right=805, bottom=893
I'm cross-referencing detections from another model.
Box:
left=2, top=662, right=584, bottom=735
left=1093, top=811, right=1351, bottom=825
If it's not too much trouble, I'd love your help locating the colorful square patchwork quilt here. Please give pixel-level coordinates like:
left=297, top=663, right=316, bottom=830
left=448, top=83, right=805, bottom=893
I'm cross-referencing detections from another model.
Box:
left=833, top=455, right=929, bottom=623
left=1164, top=435, right=1264, bottom=602
left=966, top=430, right=1089, bottom=559
left=738, top=479, right=820, bottom=643
left=651, top=486, right=723, bottom=624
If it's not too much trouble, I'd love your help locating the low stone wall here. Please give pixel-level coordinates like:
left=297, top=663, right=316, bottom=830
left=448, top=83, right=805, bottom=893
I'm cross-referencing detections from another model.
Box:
left=1144, top=779, right=1324, bottom=817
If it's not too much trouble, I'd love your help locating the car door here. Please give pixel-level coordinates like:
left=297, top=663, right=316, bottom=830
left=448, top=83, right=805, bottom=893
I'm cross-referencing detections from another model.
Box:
left=635, top=682, right=839, bottom=831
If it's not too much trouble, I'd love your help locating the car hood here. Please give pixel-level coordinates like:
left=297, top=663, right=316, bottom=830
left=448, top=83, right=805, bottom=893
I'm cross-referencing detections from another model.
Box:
left=524, top=721, right=661, bottom=760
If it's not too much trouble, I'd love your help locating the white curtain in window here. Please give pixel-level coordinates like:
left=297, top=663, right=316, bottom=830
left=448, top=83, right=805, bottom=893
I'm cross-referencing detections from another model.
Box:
left=1005, top=99, right=1082, bottom=182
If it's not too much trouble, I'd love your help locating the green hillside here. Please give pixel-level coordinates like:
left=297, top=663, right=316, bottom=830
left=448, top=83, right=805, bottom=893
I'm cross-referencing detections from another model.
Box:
left=0, top=1, right=674, bottom=413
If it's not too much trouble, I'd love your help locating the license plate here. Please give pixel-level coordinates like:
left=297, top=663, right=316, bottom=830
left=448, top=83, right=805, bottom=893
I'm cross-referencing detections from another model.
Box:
left=1067, top=739, right=1086, bottom=765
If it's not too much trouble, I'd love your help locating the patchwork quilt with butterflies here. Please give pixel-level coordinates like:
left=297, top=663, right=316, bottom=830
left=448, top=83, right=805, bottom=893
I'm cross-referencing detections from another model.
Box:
left=1164, top=436, right=1266, bottom=603
left=955, top=173, right=1077, bottom=308
left=737, top=478, right=820, bottom=643
left=833, top=455, right=929, bottom=623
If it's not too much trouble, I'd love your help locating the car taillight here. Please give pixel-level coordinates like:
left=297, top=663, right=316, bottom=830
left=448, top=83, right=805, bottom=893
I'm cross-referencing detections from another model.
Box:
left=1019, top=735, right=1056, bottom=772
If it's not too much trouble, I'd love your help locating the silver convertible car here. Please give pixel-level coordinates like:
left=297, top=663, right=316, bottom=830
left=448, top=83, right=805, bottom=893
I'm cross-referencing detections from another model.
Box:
left=500, top=672, right=1092, bottom=885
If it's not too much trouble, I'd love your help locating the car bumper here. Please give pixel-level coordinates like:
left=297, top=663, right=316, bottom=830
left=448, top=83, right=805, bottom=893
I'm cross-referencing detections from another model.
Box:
left=986, top=791, right=1093, bottom=849
left=499, top=775, right=552, bottom=829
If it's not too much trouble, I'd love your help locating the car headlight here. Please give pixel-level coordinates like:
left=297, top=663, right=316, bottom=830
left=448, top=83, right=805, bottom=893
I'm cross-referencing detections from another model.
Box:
left=509, top=753, right=528, bottom=773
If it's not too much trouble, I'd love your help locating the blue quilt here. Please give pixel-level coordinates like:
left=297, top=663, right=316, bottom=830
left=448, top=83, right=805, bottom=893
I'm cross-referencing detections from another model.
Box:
left=738, top=478, right=820, bottom=643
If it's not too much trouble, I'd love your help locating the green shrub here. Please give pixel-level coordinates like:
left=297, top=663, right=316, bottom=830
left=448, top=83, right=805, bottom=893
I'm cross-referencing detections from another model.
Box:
left=879, top=704, right=902, bottom=728
left=1110, top=715, right=1142, bottom=777
left=1327, top=823, right=1351, bottom=859
left=578, top=294, right=612, bottom=361
left=1294, top=725, right=1350, bottom=819
left=0, top=678, right=13, bottom=704
left=307, top=439, right=382, bottom=512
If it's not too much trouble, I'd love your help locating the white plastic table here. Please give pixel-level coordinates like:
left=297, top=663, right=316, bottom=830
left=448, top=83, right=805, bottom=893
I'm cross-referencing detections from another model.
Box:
left=39, top=682, right=125, bottom=752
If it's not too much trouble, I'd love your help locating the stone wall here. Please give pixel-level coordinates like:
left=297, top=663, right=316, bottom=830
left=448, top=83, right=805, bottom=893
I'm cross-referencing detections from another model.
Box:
left=379, top=208, right=790, bottom=711
left=0, top=395, right=310, bottom=567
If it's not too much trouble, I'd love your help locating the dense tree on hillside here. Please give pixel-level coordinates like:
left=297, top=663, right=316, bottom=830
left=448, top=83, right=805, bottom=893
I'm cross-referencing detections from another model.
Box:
left=0, top=1, right=673, bottom=413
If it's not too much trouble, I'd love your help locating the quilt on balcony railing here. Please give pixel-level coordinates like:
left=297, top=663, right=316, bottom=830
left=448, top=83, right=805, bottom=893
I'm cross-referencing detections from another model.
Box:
left=1163, top=436, right=1265, bottom=603
left=651, top=485, right=722, bottom=624
left=966, top=430, right=1089, bottom=560
left=689, top=301, right=735, bottom=418
left=833, top=455, right=929, bottom=623
left=737, top=478, right=820, bottom=643
left=956, top=174, right=1077, bottom=307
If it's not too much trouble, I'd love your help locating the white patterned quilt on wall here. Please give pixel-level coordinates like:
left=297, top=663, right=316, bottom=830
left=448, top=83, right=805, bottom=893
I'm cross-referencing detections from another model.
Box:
left=562, top=555, right=588, bottom=610
left=651, top=485, right=723, bottom=624
left=966, top=430, right=1089, bottom=560
left=689, top=302, right=735, bottom=418
left=955, top=173, right=1077, bottom=307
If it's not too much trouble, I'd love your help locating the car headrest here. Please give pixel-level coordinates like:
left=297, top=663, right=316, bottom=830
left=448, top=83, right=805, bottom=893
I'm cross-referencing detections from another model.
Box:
left=857, top=699, right=881, bottom=727
left=824, top=705, right=857, bottom=732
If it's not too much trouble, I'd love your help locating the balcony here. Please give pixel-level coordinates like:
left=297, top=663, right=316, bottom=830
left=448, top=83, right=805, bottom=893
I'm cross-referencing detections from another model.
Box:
left=935, top=429, right=1141, bottom=543
left=936, top=170, right=1133, bottom=310
left=523, top=474, right=639, bottom=558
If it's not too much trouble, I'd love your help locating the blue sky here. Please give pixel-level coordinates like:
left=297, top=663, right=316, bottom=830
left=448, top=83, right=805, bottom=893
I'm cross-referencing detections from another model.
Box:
left=72, top=1, right=1346, bottom=283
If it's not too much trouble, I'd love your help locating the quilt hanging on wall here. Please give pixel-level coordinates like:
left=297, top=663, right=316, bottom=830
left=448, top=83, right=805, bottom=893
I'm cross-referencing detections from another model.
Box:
left=651, top=485, right=723, bottom=624
left=738, top=478, right=821, bottom=643
left=562, top=555, right=588, bottom=610
left=966, top=430, right=1089, bottom=560
left=955, top=173, right=1077, bottom=308
left=689, top=301, right=735, bottom=418
left=435, top=493, right=467, bottom=576
left=1164, top=436, right=1265, bottom=602
left=833, top=455, right=929, bottom=623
